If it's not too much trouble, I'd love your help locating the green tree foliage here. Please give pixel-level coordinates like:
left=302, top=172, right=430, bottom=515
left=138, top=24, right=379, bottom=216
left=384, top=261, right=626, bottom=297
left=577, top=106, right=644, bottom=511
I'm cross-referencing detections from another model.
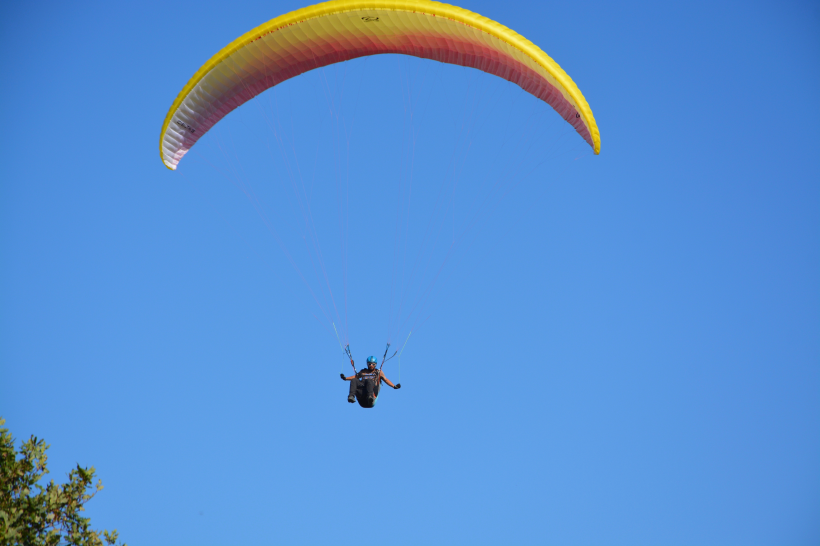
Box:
left=0, top=418, right=125, bottom=546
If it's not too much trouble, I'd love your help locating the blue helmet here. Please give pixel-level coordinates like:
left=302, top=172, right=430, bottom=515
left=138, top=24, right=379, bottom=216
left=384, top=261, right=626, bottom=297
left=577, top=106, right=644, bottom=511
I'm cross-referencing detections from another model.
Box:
left=367, top=356, right=377, bottom=365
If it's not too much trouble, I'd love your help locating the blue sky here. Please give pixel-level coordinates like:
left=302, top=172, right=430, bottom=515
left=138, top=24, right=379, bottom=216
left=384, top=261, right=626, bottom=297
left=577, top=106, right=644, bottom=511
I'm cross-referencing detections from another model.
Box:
left=1, top=1, right=818, bottom=544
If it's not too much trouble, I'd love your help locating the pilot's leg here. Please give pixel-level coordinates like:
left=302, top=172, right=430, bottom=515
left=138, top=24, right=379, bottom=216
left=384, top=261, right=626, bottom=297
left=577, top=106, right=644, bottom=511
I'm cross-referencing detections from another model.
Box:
left=348, top=377, right=360, bottom=402
left=363, top=378, right=376, bottom=400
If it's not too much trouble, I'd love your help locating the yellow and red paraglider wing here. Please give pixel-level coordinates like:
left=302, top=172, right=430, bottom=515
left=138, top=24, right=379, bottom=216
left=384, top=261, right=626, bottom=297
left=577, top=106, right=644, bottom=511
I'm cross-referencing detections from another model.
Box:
left=160, top=0, right=600, bottom=170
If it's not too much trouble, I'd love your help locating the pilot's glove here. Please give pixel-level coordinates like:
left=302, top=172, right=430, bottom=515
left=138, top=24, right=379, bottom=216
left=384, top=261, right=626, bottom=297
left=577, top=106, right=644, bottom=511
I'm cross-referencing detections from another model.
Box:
left=394, top=383, right=401, bottom=389
left=340, top=373, right=346, bottom=380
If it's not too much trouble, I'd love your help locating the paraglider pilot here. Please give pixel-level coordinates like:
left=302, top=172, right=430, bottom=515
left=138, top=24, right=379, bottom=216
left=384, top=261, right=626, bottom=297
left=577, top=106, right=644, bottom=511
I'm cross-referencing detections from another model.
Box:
left=341, top=356, right=400, bottom=408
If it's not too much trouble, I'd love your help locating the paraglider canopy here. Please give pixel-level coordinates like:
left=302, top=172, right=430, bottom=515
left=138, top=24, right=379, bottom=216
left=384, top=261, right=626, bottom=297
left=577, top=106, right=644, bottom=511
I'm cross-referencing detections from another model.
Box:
left=159, top=0, right=600, bottom=170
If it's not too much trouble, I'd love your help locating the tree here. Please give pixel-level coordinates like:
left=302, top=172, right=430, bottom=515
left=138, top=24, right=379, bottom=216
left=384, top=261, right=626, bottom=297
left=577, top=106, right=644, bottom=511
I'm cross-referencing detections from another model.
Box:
left=0, top=417, right=125, bottom=546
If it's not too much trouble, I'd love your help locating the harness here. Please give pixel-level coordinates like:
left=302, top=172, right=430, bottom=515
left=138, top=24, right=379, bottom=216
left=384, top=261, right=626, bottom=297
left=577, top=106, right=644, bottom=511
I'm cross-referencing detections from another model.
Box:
left=357, top=368, right=380, bottom=384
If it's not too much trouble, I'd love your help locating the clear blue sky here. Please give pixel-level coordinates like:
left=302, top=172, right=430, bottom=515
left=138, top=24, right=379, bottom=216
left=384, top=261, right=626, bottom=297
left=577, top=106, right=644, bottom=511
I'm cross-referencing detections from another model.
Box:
left=1, top=1, right=818, bottom=544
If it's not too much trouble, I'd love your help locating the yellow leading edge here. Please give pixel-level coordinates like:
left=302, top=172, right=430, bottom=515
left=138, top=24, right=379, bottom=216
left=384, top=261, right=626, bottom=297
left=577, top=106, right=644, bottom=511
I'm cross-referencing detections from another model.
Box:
left=160, top=0, right=600, bottom=170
